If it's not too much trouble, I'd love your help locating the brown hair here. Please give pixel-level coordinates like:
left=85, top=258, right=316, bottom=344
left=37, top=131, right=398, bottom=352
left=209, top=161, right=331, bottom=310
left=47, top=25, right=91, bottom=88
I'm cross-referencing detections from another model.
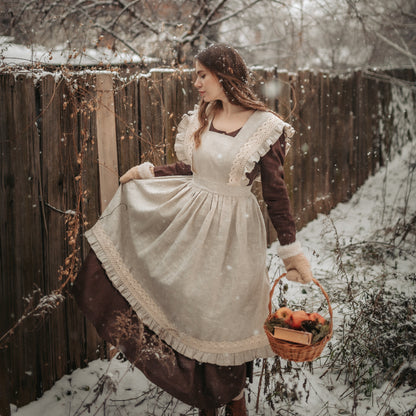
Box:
left=193, top=44, right=277, bottom=147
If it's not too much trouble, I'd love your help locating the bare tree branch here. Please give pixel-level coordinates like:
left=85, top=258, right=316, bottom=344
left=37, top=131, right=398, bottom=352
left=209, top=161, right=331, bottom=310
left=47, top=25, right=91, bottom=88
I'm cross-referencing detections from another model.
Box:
left=93, top=22, right=145, bottom=59
left=208, top=0, right=263, bottom=26
left=395, top=28, right=416, bottom=72
left=115, top=0, right=161, bottom=35
left=374, top=31, right=416, bottom=61
left=110, top=0, right=142, bottom=30
left=11, top=0, right=39, bottom=27
left=74, top=6, right=146, bottom=58
left=401, top=10, right=416, bottom=19
left=234, top=36, right=287, bottom=50
left=180, top=0, right=228, bottom=44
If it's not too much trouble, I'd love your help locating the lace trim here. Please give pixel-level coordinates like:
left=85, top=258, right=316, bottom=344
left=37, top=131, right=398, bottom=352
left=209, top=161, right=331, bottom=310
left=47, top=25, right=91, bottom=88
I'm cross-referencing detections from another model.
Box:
left=228, top=114, right=295, bottom=185
left=90, top=223, right=171, bottom=327
left=87, top=222, right=273, bottom=365
left=174, top=106, right=199, bottom=167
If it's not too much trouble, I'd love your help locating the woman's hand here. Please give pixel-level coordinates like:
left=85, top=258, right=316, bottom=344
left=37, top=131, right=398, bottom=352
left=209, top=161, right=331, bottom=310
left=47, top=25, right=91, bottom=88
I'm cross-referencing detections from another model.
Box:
left=120, top=166, right=140, bottom=184
left=119, top=162, right=154, bottom=184
left=282, top=253, right=313, bottom=284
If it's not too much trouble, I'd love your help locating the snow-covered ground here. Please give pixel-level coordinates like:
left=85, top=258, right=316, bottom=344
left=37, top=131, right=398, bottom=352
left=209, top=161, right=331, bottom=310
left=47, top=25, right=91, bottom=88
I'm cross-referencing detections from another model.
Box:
left=10, top=141, right=416, bottom=415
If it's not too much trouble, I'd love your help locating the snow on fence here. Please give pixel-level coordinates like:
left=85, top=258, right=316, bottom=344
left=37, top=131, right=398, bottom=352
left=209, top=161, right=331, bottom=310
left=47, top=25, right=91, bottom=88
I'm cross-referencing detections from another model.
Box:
left=0, top=66, right=415, bottom=410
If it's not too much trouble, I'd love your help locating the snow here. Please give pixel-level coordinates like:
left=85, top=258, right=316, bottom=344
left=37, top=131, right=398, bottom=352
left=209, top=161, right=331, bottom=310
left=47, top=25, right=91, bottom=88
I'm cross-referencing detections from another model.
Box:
left=10, top=138, right=415, bottom=415
left=0, top=37, right=158, bottom=67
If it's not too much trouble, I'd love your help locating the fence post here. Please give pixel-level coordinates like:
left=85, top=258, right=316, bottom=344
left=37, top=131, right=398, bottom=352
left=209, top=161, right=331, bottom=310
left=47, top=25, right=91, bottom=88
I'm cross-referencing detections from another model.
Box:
left=0, top=353, right=10, bottom=416
left=96, top=73, right=119, bottom=211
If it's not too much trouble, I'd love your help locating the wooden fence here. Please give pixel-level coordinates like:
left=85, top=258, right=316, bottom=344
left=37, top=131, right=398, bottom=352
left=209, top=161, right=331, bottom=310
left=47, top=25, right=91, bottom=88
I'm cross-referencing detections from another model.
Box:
left=0, top=66, right=415, bottom=410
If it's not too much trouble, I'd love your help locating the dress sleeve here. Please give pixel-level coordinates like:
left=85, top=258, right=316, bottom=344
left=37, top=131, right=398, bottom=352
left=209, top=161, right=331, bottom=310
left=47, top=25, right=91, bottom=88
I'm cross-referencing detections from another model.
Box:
left=259, top=133, right=296, bottom=246
left=154, top=161, right=193, bottom=177
left=173, top=106, right=198, bottom=167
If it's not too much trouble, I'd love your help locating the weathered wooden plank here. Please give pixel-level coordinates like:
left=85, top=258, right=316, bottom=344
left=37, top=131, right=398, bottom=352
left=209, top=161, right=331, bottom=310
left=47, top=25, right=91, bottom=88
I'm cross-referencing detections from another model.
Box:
left=277, top=71, right=296, bottom=225
left=16, top=74, right=43, bottom=405
left=361, top=72, right=371, bottom=186
left=288, top=72, right=303, bottom=229
left=296, top=70, right=314, bottom=228
left=96, top=73, right=119, bottom=211
left=171, top=70, right=189, bottom=161
left=326, top=74, right=340, bottom=205
left=331, top=75, right=349, bottom=204
left=259, top=67, right=279, bottom=112
left=186, top=69, right=199, bottom=110
left=38, top=73, right=70, bottom=392
left=162, top=70, right=179, bottom=163
left=339, top=76, right=352, bottom=202
left=277, top=71, right=291, bottom=120
left=359, top=73, right=370, bottom=186
left=306, top=71, right=326, bottom=216
left=168, top=69, right=198, bottom=162
left=0, top=73, right=14, bottom=414
left=319, top=72, right=333, bottom=210
left=141, top=71, right=165, bottom=165
left=77, top=73, right=106, bottom=363
left=316, top=72, right=331, bottom=213
left=303, top=70, right=321, bottom=222
left=80, top=74, right=100, bottom=255
left=367, top=77, right=381, bottom=175
left=307, top=71, right=320, bottom=221
left=378, top=73, right=393, bottom=165
left=349, top=73, right=359, bottom=196
left=139, top=74, right=158, bottom=164
left=166, top=69, right=200, bottom=164
left=343, top=75, right=355, bottom=199
left=252, top=67, right=265, bottom=103
left=4, top=73, right=44, bottom=406
left=55, top=76, right=90, bottom=374
left=0, top=352, right=10, bottom=415
left=354, top=71, right=366, bottom=189
left=139, top=75, right=152, bottom=162
left=114, top=77, right=140, bottom=175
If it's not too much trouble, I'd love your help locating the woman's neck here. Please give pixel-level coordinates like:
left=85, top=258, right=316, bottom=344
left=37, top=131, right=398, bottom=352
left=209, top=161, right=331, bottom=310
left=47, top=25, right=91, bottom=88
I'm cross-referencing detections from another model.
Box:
left=212, top=100, right=254, bottom=133
left=219, top=100, right=247, bottom=117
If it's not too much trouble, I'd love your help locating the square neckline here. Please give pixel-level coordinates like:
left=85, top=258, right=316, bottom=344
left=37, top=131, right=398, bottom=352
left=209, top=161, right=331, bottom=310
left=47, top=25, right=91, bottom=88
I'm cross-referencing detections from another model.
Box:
left=209, top=123, right=241, bottom=137
left=209, top=110, right=258, bottom=139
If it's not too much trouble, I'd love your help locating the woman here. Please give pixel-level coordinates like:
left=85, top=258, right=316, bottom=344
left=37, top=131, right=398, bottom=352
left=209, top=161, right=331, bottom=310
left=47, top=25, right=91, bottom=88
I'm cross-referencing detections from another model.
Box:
left=72, top=44, right=313, bottom=415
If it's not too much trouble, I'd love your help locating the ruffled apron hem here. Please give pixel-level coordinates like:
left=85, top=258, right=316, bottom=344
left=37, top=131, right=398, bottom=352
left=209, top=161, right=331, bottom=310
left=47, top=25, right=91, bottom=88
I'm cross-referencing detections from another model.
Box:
left=85, top=225, right=274, bottom=366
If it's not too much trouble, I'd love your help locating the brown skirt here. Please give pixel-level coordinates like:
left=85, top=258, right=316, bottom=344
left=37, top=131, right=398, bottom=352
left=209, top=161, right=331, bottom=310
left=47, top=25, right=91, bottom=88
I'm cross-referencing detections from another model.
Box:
left=71, top=250, right=252, bottom=409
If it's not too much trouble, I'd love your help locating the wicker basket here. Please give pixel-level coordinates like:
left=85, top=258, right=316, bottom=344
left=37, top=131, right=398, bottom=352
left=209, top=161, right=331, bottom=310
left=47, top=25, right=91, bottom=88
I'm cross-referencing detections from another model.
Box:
left=264, top=273, right=333, bottom=362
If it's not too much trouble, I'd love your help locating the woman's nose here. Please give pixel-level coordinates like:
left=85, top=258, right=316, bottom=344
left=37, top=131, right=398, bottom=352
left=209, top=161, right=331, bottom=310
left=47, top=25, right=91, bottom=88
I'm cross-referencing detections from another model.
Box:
left=194, top=78, right=201, bottom=88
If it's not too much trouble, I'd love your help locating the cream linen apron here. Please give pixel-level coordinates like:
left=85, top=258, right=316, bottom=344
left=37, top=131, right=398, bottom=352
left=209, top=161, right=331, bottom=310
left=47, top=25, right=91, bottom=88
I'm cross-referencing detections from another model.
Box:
left=85, top=110, right=294, bottom=365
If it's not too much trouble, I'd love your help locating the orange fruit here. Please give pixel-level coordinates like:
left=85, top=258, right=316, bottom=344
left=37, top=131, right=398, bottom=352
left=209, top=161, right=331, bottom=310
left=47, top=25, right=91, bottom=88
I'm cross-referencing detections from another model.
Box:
left=274, top=307, right=293, bottom=324
left=309, top=312, right=326, bottom=325
left=289, top=310, right=310, bottom=329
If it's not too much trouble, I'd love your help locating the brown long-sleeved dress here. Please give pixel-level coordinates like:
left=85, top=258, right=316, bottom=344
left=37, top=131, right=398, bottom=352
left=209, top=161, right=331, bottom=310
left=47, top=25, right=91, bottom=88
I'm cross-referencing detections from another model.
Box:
left=72, top=109, right=296, bottom=408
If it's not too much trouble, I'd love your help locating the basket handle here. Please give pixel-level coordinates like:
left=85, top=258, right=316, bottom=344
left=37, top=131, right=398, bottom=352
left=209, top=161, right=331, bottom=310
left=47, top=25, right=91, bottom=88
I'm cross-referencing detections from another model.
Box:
left=268, top=273, right=333, bottom=331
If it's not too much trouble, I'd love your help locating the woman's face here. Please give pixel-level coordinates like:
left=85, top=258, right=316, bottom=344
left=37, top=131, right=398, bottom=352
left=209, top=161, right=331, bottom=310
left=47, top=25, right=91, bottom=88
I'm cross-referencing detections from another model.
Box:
left=194, top=60, right=226, bottom=103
